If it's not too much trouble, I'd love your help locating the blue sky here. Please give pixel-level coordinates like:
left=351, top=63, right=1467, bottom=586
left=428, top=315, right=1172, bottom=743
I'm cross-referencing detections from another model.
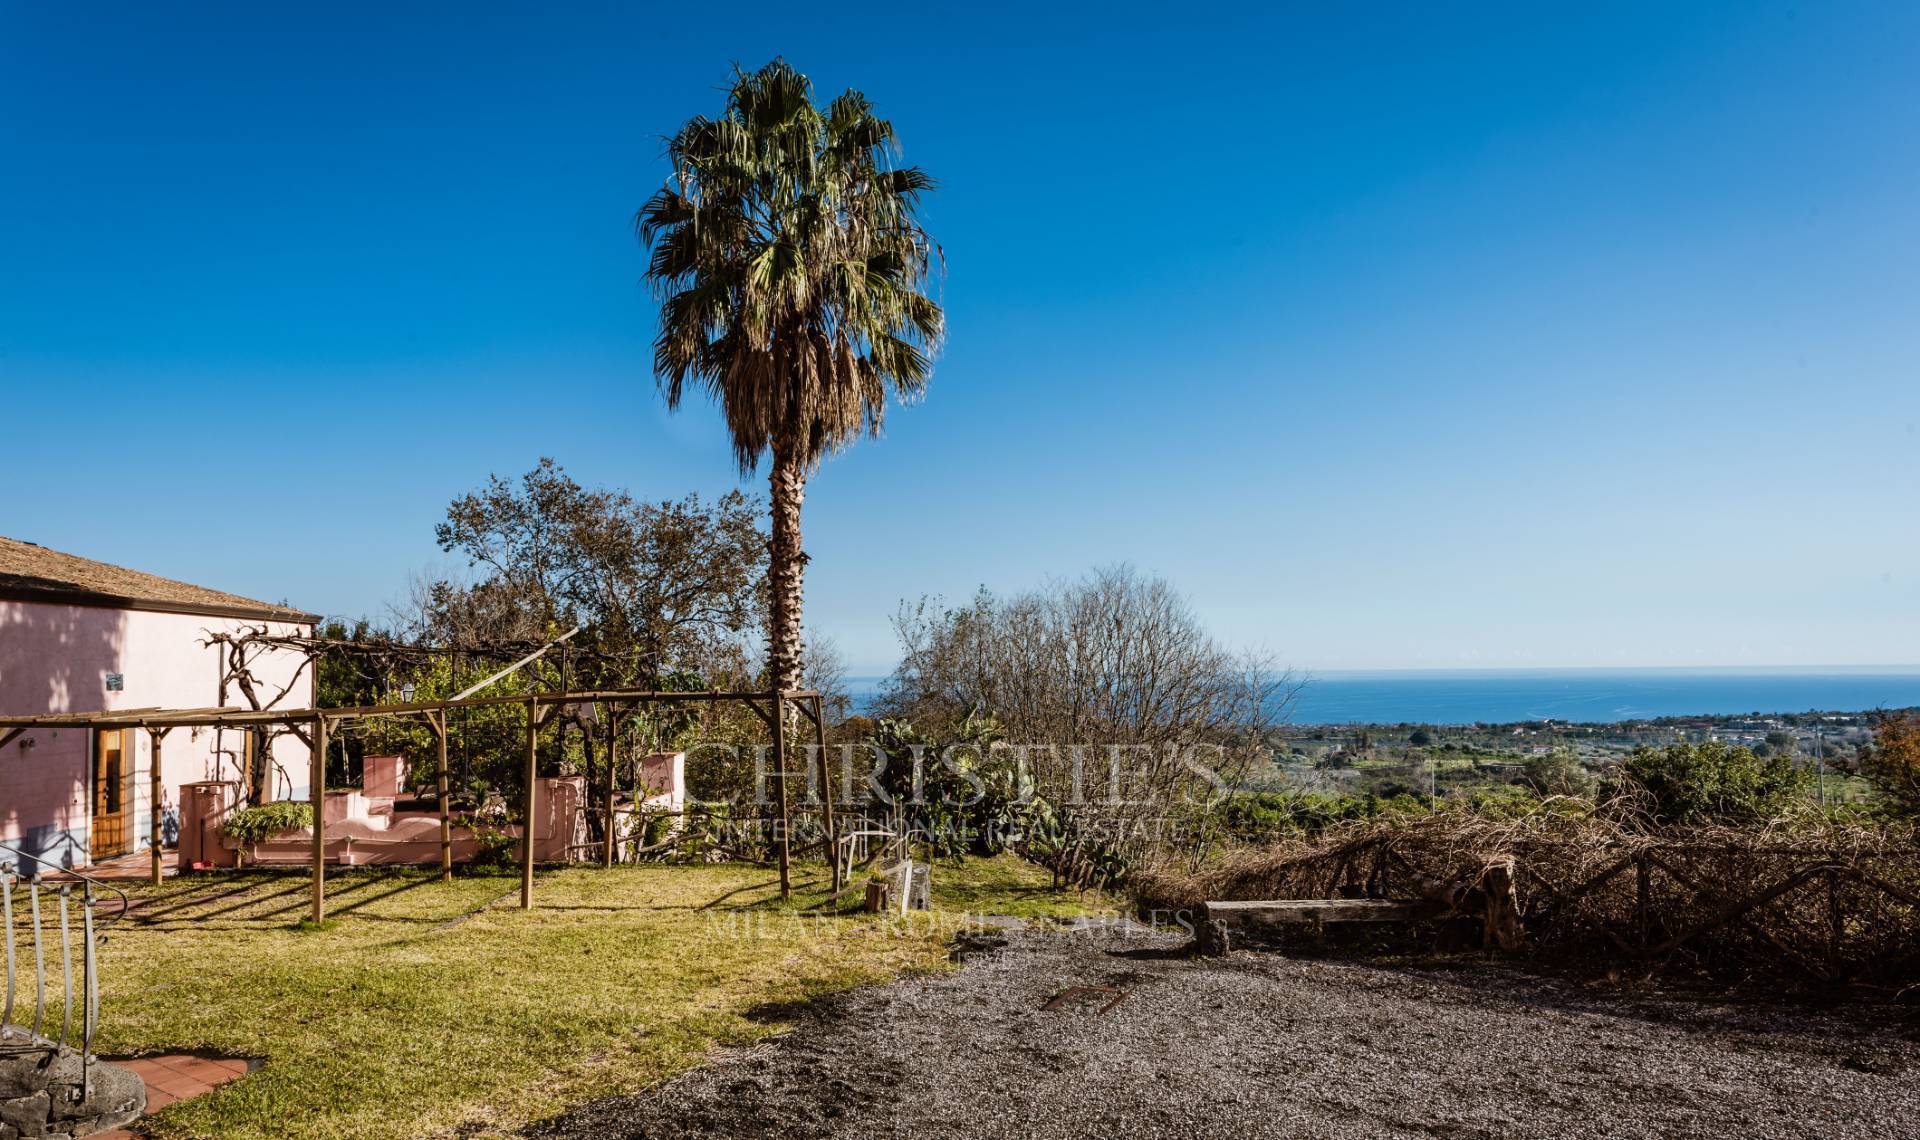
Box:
left=3, top=2, right=1917, bottom=673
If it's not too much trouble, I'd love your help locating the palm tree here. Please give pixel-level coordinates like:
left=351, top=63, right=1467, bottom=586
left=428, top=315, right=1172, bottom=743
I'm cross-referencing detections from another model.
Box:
left=639, top=60, right=943, bottom=699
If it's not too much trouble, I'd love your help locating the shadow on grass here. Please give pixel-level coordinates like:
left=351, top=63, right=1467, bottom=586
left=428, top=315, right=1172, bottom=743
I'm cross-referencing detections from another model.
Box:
left=129, top=882, right=308, bottom=926
left=121, top=885, right=272, bottom=923
left=127, top=872, right=452, bottom=931
left=324, top=874, right=437, bottom=920
left=694, top=878, right=787, bottom=911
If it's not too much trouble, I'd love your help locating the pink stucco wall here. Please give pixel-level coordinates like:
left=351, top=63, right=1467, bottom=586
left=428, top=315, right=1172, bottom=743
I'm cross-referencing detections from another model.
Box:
left=229, top=777, right=587, bottom=868
left=637, top=751, right=686, bottom=811
left=0, top=599, right=313, bottom=874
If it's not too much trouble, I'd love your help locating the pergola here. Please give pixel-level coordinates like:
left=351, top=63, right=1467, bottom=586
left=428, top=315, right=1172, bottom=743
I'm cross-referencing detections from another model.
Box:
left=0, top=686, right=835, bottom=921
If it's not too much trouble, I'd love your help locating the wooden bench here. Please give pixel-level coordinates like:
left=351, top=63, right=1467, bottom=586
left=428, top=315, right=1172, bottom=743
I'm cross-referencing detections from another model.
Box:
left=1197, top=898, right=1446, bottom=954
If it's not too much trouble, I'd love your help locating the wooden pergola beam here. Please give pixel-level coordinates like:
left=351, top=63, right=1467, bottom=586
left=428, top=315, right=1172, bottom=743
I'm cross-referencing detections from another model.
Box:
left=0, top=685, right=828, bottom=912
left=0, top=688, right=825, bottom=732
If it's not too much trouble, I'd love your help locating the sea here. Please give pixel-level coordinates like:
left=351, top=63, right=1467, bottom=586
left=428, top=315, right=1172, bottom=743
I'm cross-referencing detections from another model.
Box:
left=845, top=667, right=1920, bottom=726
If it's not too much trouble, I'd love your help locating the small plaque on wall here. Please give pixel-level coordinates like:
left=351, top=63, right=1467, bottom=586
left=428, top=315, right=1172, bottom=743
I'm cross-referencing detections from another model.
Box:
left=105, top=672, right=125, bottom=692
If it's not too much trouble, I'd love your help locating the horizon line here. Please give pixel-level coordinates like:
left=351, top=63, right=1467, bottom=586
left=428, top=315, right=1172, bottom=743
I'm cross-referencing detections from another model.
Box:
left=840, top=662, right=1920, bottom=680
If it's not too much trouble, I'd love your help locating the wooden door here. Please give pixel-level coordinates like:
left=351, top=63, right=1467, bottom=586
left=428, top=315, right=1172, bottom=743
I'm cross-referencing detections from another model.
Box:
left=91, top=728, right=134, bottom=859
left=241, top=727, right=267, bottom=805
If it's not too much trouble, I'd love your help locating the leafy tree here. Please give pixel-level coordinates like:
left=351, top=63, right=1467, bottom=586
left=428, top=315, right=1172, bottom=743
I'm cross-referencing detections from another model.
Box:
left=428, top=458, right=766, bottom=686
left=352, top=650, right=543, bottom=802
left=639, top=60, right=944, bottom=700
left=301, top=460, right=774, bottom=809
left=1862, top=712, right=1920, bottom=815
left=1611, top=740, right=1811, bottom=825
left=1408, top=728, right=1432, bottom=746
left=310, top=618, right=394, bottom=790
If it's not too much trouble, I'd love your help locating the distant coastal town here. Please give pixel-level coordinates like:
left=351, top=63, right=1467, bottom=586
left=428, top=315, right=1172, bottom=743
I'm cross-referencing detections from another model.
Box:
left=1264, top=707, right=1907, bottom=804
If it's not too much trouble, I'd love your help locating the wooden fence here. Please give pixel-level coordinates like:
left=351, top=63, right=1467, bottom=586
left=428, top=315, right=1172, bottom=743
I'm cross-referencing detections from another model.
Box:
left=1147, top=825, right=1920, bottom=989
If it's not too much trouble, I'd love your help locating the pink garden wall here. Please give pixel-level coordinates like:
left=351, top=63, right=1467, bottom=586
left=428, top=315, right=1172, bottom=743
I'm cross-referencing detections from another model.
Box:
left=192, top=776, right=594, bottom=869
left=0, top=599, right=312, bottom=874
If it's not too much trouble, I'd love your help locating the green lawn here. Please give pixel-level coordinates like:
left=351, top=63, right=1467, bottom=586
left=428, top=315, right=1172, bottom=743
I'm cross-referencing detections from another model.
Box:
left=71, top=856, right=1086, bottom=1139
left=927, top=853, right=1120, bottom=919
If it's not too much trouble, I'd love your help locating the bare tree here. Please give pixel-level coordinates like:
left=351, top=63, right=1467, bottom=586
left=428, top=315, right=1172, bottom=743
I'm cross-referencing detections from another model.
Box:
left=200, top=626, right=320, bottom=804
left=801, top=630, right=853, bottom=725
left=878, top=565, right=1297, bottom=827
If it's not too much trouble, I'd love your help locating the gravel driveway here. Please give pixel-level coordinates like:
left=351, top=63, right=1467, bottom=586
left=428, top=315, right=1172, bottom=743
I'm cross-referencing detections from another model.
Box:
left=527, top=920, right=1920, bottom=1139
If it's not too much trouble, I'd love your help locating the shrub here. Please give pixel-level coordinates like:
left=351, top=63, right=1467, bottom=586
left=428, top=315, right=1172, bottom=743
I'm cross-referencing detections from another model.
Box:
left=1609, top=740, right=1811, bottom=825
left=1209, top=790, right=1433, bottom=844
left=1862, top=712, right=1920, bottom=816
left=1518, top=750, right=1596, bottom=797
left=863, top=715, right=1065, bottom=858
left=221, top=801, right=314, bottom=845
left=1459, top=784, right=1562, bottom=818
left=469, top=827, right=519, bottom=870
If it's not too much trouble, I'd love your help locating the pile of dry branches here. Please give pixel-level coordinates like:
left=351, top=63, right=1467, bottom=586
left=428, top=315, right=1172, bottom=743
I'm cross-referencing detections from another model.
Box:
left=1134, top=811, right=1920, bottom=990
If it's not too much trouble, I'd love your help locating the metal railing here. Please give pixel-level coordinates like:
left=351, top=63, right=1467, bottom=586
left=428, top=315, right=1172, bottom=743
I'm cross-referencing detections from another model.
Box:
left=0, top=841, right=131, bottom=1101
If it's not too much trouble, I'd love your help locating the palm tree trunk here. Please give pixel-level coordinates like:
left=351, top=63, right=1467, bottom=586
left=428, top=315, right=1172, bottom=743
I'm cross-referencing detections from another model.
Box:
left=766, top=446, right=806, bottom=899
left=767, top=447, right=808, bottom=693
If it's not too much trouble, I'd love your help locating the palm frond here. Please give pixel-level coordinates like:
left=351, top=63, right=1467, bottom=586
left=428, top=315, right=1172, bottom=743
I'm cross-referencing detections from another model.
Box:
left=639, top=60, right=945, bottom=473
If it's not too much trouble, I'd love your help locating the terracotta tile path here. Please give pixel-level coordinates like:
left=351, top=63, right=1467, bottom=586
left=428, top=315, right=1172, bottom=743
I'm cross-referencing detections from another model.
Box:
left=84, top=1053, right=256, bottom=1138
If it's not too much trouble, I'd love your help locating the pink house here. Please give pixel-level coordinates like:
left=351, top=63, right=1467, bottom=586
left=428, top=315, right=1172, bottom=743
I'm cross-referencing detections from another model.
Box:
left=0, top=537, right=316, bottom=875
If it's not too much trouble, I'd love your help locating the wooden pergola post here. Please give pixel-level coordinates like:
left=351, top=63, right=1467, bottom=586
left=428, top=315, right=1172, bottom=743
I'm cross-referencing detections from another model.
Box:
left=603, top=706, right=618, bottom=870
left=811, top=696, right=838, bottom=893
left=521, top=698, right=539, bottom=909
left=772, top=692, right=790, bottom=899
left=430, top=711, right=452, bottom=882
left=310, top=714, right=328, bottom=923
left=147, top=726, right=172, bottom=886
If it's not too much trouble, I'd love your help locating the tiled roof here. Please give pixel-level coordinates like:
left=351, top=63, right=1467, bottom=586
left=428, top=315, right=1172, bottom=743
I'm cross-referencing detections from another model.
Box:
left=0, top=536, right=316, bottom=623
